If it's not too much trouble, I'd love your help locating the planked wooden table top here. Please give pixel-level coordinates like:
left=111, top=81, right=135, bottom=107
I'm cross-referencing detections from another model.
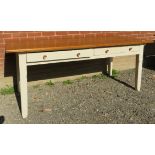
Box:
left=5, top=36, right=153, bottom=53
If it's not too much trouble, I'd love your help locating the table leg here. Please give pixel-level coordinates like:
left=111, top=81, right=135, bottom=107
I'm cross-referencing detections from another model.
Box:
left=17, top=53, right=28, bottom=118
left=107, top=57, right=113, bottom=76
left=135, top=53, right=143, bottom=91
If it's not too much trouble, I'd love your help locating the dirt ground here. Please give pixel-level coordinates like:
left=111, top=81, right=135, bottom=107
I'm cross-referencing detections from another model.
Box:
left=0, top=68, right=155, bottom=124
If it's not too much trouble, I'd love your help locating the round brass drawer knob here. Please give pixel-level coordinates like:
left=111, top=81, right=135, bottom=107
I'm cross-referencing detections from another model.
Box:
left=77, top=53, right=80, bottom=58
left=43, top=55, right=47, bottom=60
left=105, top=50, right=109, bottom=53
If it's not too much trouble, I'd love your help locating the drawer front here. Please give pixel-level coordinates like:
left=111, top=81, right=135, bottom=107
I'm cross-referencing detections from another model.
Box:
left=27, top=49, right=94, bottom=62
left=94, top=46, right=140, bottom=56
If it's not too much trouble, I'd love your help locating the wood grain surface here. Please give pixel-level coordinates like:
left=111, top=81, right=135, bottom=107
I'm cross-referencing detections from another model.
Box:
left=5, top=35, right=152, bottom=53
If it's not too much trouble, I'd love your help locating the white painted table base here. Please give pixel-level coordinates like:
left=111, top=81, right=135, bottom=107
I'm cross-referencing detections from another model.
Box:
left=16, top=45, right=144, bottom=118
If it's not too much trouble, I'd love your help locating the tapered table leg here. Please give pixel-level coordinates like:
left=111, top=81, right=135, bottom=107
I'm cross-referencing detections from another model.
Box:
left=135, top=53, right=143, bottom=91
left=17, top=53, right=28, bottom=118
left=107, top=57, right=113, bottom=76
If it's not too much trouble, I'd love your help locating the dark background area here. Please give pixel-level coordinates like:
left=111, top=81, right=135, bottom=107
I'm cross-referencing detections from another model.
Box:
left=144, top=43, right=155, bottom=70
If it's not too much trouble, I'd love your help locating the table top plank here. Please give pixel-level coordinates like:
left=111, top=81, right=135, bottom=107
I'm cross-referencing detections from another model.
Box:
left=5, top=36, right=152, bottom=53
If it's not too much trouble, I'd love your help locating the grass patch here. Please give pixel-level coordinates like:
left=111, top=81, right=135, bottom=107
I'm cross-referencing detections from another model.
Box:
left=33, top=84, right=40, bottom=89
left=112, top=69, right=120, bottom=78
left=92, top=73, right=106, bottom=80
left=0, top=85, right=14, bottom=95
left=63, top=80, right=74, bottom=85
left=46, top=80, right=54, bottom=86
left=76, top=76, right=87, bottom=82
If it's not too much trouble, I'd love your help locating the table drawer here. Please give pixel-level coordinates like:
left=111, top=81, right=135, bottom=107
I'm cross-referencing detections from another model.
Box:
left=94, top=46, right=140, bottom=56
left=27, top=49, right=94, bottom=63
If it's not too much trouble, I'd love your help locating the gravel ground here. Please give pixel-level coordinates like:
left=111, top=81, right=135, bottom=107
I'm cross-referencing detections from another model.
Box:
left=0, top=68, right=155, bottom=124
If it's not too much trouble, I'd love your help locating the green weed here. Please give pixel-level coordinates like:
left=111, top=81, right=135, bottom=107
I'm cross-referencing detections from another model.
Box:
left=46, top=80, right=54, bottom=86
left=92, top=73, right=106, bottom=80
left=112, top=69, right=120, bottom=78
left=76, top=76, right=87, bottom=82
left=0, top=85, right=14, bottom=95
left=63, top=80, right=74, bottom=85
left=33, top=84, right=40, bottom=89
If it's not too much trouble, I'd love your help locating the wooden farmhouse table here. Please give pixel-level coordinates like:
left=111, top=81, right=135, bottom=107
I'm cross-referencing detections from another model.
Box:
left=5, top=36, right=151, bottom=118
